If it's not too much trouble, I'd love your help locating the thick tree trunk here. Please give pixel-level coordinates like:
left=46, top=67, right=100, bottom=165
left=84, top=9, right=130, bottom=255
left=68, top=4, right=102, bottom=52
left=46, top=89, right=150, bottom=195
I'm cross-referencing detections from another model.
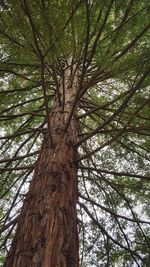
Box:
left=4, top=67, right=79, bottom=267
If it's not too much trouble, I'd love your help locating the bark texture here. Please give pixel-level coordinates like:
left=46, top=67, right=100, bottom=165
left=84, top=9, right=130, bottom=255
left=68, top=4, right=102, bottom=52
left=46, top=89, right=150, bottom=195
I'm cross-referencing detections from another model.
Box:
left=4, top=67, right=79, bottom=267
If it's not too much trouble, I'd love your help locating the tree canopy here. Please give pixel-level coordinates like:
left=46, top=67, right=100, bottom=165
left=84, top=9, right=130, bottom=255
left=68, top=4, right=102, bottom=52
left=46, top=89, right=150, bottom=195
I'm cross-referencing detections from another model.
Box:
left=0, top=0, right=150, bottom=266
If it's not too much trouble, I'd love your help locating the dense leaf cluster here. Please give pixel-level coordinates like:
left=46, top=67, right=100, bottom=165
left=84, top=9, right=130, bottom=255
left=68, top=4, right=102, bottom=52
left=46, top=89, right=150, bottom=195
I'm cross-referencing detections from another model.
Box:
left=0, top=0, right=150, bottom=266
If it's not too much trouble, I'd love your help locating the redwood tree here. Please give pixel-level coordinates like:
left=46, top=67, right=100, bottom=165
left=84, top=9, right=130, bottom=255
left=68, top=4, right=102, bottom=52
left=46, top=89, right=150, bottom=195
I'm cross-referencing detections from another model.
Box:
left=0, top=0, right=150, bottom=266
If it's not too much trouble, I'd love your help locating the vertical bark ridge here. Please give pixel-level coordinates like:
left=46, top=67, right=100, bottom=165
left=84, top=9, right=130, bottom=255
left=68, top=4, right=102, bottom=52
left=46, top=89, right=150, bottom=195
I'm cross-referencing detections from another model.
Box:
left=4, top=66, right=79, bottom=267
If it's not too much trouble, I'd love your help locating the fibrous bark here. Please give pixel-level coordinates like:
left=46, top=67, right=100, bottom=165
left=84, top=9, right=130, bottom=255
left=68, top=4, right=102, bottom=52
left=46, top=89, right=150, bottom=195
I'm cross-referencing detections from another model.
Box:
left=4, top=66, right=79, bottom=267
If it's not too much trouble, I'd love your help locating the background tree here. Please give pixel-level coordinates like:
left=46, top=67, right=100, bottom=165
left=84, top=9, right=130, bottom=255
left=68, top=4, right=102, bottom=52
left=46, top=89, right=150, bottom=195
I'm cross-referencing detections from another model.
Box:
left=0, top=0, right=150, bottom=266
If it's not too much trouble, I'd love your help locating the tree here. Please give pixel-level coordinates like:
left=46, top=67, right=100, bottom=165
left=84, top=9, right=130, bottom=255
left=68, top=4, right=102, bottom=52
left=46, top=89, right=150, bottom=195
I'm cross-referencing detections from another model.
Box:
left=0, top=0, right=150, bottom=266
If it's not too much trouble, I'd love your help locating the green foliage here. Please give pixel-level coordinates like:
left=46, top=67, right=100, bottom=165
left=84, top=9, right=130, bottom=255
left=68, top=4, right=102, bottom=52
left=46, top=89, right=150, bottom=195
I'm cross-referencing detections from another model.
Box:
left=0, top=0, right=150, bottom=266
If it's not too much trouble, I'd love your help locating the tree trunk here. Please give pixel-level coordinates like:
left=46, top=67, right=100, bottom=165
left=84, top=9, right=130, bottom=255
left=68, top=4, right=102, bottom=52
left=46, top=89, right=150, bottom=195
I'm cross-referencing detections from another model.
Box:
left=4, top=66, right=79, bottom=267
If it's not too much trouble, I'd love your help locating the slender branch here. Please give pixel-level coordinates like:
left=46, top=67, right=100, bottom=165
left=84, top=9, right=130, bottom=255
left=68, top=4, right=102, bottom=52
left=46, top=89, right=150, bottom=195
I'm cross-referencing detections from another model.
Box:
left=80, top=166, right=150, bottom=181
left=43, top=0, right=83, bottom=58
left=86, top=0, right=115, bottom=68
left=76, top=67, right=150, bottom=146
left=78, top=201, right=144, bottom=262
left=0, top=150, right=39, bottom=164
left=115, top=22, right=150, bottom=60
left=0, top=96, right=45, bottom=115
left=77, top=90, right=129, bottom=119
left=0, top=217, right=18, bottom=235
left=0, top=69, right=30, bottom=80
left=88, top=165, right=150, bottom=247
left=0, top=165, right=34, bottom=172
left=22, top=0, right=43, bottom=58
left=76, top=128, right=124, bottom=161
left=41, top=61, right=53, bottom=146
left=78, top=193, right=150, bottom=224
left=0, top=109, right=45, bottom=121
left=115, top=216, right=141, bottom=267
